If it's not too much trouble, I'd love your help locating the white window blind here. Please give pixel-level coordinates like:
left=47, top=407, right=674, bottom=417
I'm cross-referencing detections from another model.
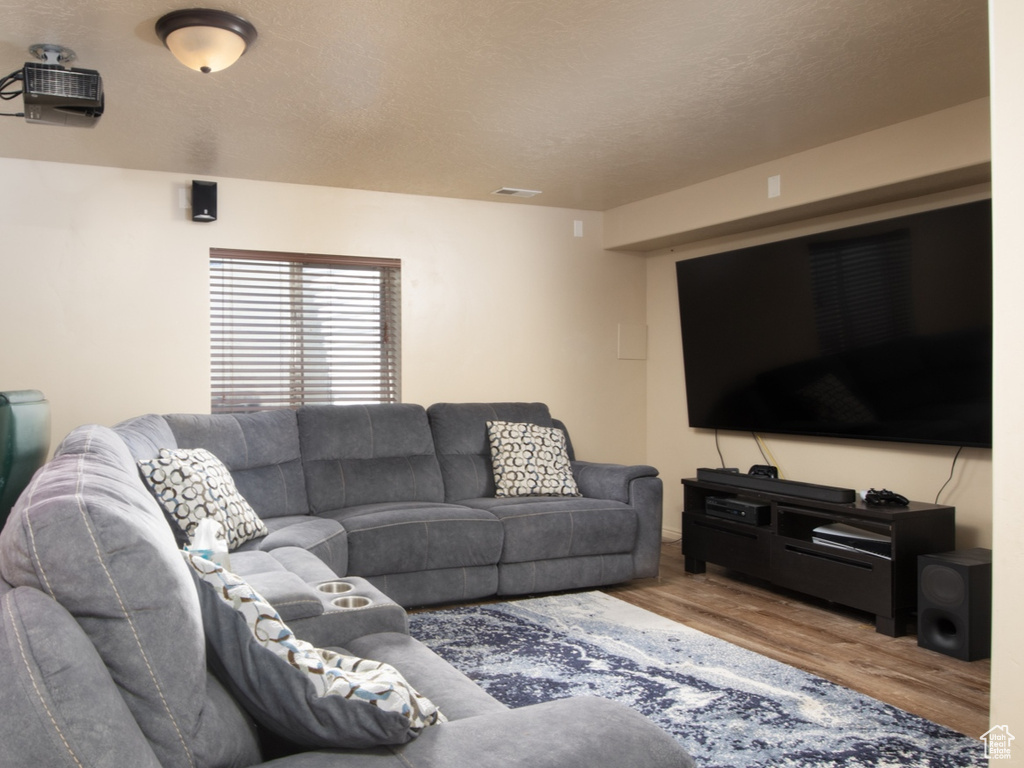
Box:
left=210, top=248, right=401, bottom=413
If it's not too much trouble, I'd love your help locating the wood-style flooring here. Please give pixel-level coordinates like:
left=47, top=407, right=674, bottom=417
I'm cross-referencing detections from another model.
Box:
left=602, top=540, right=990, bottom=738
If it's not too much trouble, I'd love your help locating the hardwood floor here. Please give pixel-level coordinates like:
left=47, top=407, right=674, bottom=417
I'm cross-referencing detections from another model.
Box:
left=602, top=540, right=991, bottom=738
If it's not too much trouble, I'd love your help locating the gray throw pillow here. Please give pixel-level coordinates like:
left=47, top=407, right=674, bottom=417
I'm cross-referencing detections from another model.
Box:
left=182, top=552, right=445, bottom=748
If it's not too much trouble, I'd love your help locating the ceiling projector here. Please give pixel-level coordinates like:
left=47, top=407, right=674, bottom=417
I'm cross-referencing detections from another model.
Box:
left=22, top=61, right=104, bottom=127
left=1, top=44, right=104, bottom=128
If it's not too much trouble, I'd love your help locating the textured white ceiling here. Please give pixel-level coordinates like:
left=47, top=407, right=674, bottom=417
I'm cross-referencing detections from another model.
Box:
left=0, top=0, right=989, bottom=211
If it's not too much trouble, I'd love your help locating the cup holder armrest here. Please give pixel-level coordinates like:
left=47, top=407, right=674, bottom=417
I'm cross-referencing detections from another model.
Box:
left=291, top=576, right=409, bottom=647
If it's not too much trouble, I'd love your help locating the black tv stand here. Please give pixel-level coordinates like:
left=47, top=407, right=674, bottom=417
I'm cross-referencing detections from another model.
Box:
left=682, top=475, right=955, bottom=636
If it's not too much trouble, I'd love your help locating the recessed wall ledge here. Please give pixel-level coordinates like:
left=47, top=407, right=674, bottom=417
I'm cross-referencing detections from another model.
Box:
left=604, top=98, right=991, bottom=253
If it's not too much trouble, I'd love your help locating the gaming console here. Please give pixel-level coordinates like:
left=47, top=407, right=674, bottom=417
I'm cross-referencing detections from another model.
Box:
left=705, top=496, right=771, bottom=526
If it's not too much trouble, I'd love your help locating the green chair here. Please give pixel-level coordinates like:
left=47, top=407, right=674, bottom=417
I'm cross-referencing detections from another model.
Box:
left=0, top=390, right=51, bottom=530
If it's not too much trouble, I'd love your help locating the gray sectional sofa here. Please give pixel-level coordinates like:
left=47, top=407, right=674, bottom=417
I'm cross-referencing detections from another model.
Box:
left=0, top=402, right=692, bottom=768
left=114, top=401, right=663, bottom=607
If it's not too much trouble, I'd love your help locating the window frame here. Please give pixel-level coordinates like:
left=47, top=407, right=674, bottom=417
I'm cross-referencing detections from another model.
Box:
left=209, top=248, right=401, bottom=413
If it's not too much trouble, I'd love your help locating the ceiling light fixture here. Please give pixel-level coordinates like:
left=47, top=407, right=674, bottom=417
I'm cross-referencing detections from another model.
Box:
left=155, top=8, right=257, bottom=74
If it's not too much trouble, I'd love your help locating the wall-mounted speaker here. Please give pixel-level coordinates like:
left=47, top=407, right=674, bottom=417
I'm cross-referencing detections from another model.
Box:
left=917, top=548, right=991, bottom=661
left=191, top=180, right=217, bottom=222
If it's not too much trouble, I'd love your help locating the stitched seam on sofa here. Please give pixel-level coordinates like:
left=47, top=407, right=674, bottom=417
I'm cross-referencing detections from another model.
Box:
left=236, top=415, right=250, bottom=469
left=423, top=521, right=429, bottom=569
left=77, top=500, right=196, bottom=768
left=20, top=457, right=56, bottom=598
left=277, top=463, right=288, bottom=514
left=24, top=498, right=56, bottom=599
left=495, top=504, right=625, bottom=518
left=4, top=597, right=85, bottom=768
left=567, top=511, right=575, bottom=558
left=388, top=744, right=416, bottom=768
left=349, top=518, right=500, bottom=533
left=404, top=455, right=418, bottom=500
left=336, top=459, right=347, bottom=509
left=305, top=528, right=347, bottom=550
left=70, top=439, right=196, bottom=768
left=471, top=457, right=482, bottom=500
left=364, top=405, right=374, bottom=458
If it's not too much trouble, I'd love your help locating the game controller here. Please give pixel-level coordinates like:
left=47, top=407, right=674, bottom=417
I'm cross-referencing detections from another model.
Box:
left=862, top=488, right=909, bottom=507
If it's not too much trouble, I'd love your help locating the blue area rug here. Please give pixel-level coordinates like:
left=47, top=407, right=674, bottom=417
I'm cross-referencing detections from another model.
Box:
left=408, top=591, right=985, bottom=768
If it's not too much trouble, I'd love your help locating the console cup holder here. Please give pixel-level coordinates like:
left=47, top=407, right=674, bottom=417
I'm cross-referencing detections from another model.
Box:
left=316, top=581, right=354, bottom=594
left=332, top=595, right=372, bottom=609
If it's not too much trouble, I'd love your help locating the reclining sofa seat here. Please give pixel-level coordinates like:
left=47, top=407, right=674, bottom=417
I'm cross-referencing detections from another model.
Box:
left=113, top=401, right=662, bottom=608
left=0, top=422, right=694, bottom=768
left=426, top=402, right=663, bottom=596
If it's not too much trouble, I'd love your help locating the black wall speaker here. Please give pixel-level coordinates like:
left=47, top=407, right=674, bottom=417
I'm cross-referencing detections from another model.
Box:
left=917, top=548, right=991, bottom=661
left=191, top=180, right=217, bottom=222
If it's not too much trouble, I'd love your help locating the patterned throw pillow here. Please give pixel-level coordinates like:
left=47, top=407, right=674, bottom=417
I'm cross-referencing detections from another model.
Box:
left=138, top=448, right=268, bottom=549
left=486, top=420, right=581, bottom=498
left=182, top=552, right=445, bottom=747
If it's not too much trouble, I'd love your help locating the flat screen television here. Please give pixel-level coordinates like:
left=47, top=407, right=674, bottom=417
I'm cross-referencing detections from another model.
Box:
left=675, top=199, right=992, bottom=448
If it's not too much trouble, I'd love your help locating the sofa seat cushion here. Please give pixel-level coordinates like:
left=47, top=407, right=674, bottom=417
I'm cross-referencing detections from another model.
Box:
left=326, top=502, right=504, bottom=577
left=459, top=497, right=637, bottom=564
left=499, top=555, right=637, bottom=596
left=344, top=632, right=507, bottom=722
left=299, top=404, right=446, bottom=512
left=230, top=545, right=339, bottom=584
left=232, top=515, right=349, bottom=576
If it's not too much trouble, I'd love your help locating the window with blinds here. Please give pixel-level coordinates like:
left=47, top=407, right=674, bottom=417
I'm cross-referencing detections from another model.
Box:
left=210, top=248, right=401, bottom=413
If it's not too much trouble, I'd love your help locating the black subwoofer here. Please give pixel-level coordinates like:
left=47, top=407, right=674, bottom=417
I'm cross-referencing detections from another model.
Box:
left=917, top=548, right=991, bottom=661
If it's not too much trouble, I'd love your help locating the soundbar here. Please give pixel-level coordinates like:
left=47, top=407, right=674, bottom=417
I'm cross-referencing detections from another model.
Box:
left=695, top=468, right=857, bottom=504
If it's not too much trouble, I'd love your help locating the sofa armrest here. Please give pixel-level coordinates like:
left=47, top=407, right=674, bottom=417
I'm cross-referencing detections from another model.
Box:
left=571, top=461, right=658, bottom=503
left=572, top=462, right=663, bottom=580
left=290, top=577, right=409, bottom=649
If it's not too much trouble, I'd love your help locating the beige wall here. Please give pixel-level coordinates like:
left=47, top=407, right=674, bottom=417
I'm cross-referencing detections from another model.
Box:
left=989, top=0, right=1023, bottom=745
left=0, top=158, right=648, bottom=465
left=606, top=98, right=991, bottom=252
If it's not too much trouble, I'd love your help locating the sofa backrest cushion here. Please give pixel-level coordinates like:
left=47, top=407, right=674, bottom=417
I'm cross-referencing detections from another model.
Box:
left=298, top=404, right=444, bottom=512
left=0, top=425, right=261, bottom=768
left=113, top=413, right=178, bottom=461
left=0, top=586, right=164, bottom=768
left=427, top=402, right=558, bottom=502
left=165, top=410, right=309, bottom=519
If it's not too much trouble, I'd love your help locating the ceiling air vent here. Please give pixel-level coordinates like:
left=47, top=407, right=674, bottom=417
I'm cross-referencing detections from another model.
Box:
left=492, top=187, right=542, bottom=198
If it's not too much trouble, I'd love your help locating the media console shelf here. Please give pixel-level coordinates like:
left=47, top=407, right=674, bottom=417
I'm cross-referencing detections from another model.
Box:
left=682, top=476, right=955, bottom=636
